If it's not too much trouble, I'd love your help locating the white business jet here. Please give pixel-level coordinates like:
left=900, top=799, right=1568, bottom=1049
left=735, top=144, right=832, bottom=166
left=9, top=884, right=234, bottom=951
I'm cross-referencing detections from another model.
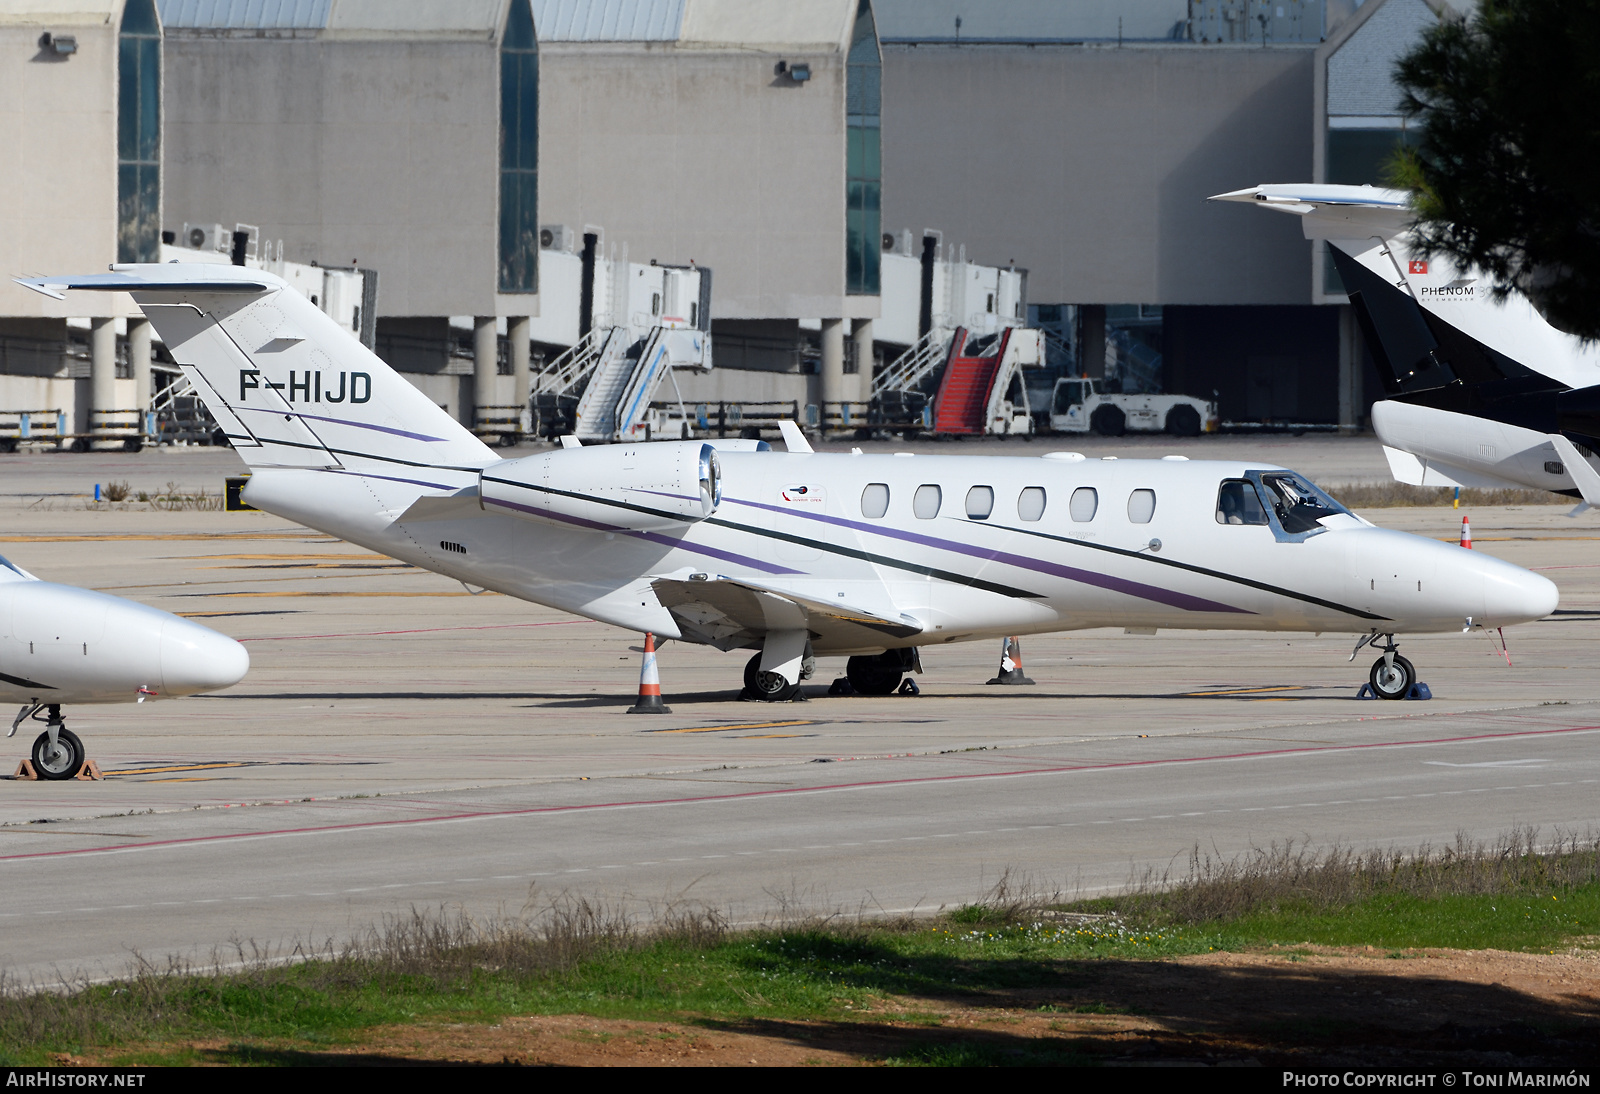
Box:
left=17, top=266, right=1558, bottom=703
left=0, top=552, right=249, bottom=778
left=1212, top=184, right=1600, bottom=509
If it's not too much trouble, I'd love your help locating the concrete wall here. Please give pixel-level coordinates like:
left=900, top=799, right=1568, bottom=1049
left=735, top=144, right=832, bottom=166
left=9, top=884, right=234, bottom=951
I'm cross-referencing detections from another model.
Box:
left=881, top=44, right=1316, bottom=306
left=539, top=43, right=867, bottom=321
left=161, top=36, right=507, bottom=317
left=0, top=14, right=124, bottom=320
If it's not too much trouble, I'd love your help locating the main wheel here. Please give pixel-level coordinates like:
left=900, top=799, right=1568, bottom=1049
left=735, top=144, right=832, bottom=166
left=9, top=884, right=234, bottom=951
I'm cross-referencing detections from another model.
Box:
left=1090, top=405, right=1126, bottom=436
left=846, top=653, right=904, bottom=696
left=743, top=652, right=800, bottom=702
left=1369, top=654, right=1416, bottom=701
left=31, top=728, right=84, bottom=780
left=1165, top=405, right=1201, bottom=437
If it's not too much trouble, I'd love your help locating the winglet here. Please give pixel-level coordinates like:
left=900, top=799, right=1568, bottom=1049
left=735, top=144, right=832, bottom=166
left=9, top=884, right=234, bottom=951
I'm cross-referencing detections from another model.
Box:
left=1548, top=435, right=1600, bottom=508
left=778, top=419, right=813, bottom=454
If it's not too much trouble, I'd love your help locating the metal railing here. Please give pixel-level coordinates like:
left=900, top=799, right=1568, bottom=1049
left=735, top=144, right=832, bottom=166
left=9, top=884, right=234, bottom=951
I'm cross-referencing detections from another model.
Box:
left=872, top=329, right=951, bottom=397
left=533, top=328, right=606, bottom=398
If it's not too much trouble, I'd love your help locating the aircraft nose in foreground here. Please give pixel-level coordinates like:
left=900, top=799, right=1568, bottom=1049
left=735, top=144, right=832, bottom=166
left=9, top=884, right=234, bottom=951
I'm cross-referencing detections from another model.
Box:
left=159, top=616, right=250, bottom=696
left=1480, top=557, right=1559, bottom=628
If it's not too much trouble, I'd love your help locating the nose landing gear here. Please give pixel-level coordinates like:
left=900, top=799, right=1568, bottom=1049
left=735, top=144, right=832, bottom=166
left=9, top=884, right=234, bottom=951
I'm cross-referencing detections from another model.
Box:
left=1352, top=634, right=1416, bottom=701
left=10, top=703, right=87, bottom=780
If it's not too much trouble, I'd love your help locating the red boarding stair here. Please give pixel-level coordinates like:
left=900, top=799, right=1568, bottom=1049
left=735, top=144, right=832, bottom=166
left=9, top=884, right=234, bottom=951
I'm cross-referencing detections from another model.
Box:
left=932, top=328, right=1012, bottom=435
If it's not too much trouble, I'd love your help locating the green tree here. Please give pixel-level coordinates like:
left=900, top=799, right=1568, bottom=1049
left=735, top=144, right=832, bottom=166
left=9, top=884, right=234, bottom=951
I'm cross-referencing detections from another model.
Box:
left=1392, top=0, right=1600, bottom=340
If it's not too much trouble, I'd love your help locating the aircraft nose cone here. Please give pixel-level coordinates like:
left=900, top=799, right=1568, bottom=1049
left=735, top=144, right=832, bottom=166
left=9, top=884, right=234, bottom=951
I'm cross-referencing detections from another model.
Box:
left=1481, top=561, right=1559, bottom=626
left=159, top=617, right=250, bottom=696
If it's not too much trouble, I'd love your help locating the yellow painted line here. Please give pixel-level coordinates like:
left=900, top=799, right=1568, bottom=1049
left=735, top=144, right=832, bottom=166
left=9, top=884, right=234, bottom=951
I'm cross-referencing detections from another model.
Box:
left=105, top=762, right=248, bottom=776
left=198, top=590, right=499, bottom=598
left=1184, top=686, right=1306, bottom=697
left=645, top=719, right=816, bottom=735
left=0, top=533, right=329, bottom=542
left=185, top=554, right=392, bottom=561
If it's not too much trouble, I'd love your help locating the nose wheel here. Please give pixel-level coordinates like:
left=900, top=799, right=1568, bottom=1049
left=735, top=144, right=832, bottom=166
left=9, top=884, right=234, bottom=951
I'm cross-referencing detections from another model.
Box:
left=1369, top=653, right=1416, bottom=701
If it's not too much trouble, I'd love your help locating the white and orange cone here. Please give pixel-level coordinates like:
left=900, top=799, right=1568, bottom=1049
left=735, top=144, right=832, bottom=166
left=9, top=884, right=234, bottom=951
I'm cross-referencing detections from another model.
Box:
left=626, top=632, right=672, bottom=714
left=1460, top=514, right=1472, bottom=549
left=986, top=636, right=1036, bottom=685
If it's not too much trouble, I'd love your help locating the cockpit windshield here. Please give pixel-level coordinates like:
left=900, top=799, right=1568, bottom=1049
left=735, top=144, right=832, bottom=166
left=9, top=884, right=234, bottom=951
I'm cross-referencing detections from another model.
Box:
left=1257, top=473, right=1350, bottom=535
left=0, top=553, right=26, bottom=580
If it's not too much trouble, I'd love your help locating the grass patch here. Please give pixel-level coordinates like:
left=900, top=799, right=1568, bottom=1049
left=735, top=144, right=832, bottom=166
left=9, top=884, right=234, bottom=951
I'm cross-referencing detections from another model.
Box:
left=1321, top=482, right=1569, bottom=508
left=4, top=831, right=1599, bottom=1066
left=1073, top=828, right=1600, bottom=951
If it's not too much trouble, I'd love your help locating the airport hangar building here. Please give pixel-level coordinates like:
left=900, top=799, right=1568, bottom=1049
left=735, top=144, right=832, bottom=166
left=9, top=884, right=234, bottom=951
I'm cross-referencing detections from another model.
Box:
left=0, top=0, right=1450, bottom=437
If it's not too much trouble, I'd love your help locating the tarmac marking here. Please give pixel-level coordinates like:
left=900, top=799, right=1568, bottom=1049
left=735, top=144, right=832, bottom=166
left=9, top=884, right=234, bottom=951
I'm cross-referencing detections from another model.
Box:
left=242, top=619, right=591, bottom=642
left=176, top=590, right=501, bottom=598
left=3, top=734, right=1597, bottom=866
left=0, top=534, right=331, bottom=543
left=645, top=720, right=818, bottom=735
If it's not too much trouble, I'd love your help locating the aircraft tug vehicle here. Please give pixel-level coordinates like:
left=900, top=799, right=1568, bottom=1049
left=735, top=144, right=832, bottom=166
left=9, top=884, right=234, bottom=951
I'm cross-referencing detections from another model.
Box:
left=18, top=265, right=1559, bottom=703
left=0, top=553, right=250, bottom=778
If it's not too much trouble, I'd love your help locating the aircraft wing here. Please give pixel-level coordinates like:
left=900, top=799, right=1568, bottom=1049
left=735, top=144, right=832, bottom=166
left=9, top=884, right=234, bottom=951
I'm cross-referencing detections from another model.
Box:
left=1209, top=184, right=1413, bottom=242
left=649, top=573, right=922, bottom=651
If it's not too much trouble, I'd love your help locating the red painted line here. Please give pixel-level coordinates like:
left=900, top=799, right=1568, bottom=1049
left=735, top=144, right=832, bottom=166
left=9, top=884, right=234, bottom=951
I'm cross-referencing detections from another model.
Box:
left=4, top=720, right=1597, bottom=864
left=240, top=619, right=591, bottom=642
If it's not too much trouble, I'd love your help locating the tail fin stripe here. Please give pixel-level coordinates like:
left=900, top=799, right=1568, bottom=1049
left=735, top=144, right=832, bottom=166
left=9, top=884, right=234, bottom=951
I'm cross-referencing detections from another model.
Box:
left=236, top=406, right=451, bottom=443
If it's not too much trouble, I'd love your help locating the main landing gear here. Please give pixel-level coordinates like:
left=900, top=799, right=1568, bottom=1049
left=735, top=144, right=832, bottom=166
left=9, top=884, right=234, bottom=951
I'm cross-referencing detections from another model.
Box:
left=845, top=649, right=916, bottom=696
left=1351, top=634, right=1416, bottom=701
left=10, top=703, right=86, bottom=780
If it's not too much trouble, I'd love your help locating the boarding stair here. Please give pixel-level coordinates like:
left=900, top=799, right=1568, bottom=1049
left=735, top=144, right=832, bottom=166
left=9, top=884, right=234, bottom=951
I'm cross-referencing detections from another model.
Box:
left=932, top=328, right=1012, bottom=434
left=872, top=329, right=952, bottom=400
left=572, top=326, right=708, bottom=443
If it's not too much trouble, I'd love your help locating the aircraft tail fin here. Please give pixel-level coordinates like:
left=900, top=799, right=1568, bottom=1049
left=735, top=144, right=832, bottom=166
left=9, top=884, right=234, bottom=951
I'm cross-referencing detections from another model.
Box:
left=15, top=265, right=497, bottom=474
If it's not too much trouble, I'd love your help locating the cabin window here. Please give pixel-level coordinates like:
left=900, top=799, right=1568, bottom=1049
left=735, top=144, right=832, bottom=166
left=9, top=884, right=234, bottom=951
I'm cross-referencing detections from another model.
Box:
left=860, top=482, right=889, bottom=519
left=1216, top=479, right=1270, bottom=526
left=1069, top=487, right=1097, bottom=522
left=1127, top=489, right=1156, bottom=524
left=913, top=484, right=942, bottom=519
left=1017, top=486, right=1046, bottom=522
left=965, top=486, right=994, bottom=520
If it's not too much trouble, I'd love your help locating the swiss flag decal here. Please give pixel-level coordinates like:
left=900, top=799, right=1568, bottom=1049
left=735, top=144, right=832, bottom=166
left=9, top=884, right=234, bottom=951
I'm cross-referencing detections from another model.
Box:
left=1408, top=259, right=1428, bottom=275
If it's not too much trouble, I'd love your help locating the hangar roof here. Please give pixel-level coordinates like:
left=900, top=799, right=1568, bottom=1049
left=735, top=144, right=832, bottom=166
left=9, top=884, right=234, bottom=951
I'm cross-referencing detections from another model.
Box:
left=872, top=0, right=1188, bottom=43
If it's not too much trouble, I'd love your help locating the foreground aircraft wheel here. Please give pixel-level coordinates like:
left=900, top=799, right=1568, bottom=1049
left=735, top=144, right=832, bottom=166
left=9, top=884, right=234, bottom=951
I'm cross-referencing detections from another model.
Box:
left=846, top=654, right=904, bottom=696
left=1369, top=654, right=1416, bottom=701
left=1090, top=405, right=1126, bottom=437
left=31, top=728, right=85, bottom=780
left=743, top=653, right=800, bottom=702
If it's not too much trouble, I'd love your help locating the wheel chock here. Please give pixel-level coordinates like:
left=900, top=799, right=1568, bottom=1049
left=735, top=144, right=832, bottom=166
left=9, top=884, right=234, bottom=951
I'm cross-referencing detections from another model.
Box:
left=74, top=759, right=104, bottom=781
left=897, top=678, right=920, bottom=696
left=12, top=758, right=38, bottom=780
left=827, top=677, right=854, bottom=696
left=1355, top=682, right=1431, bottom=700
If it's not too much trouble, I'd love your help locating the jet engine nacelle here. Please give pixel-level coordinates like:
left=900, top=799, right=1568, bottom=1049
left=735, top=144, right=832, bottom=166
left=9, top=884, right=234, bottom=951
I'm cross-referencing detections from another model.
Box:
left=479, top=441, right=722, bottom=532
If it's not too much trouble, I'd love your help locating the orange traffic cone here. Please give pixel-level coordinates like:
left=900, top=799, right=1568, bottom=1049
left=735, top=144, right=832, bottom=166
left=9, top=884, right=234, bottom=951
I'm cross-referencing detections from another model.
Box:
left=986, top=636, right=1036, bottom=685
left=1460, top=514, right=1472, bottom=549
left=626, top=632, right=672, bottom=714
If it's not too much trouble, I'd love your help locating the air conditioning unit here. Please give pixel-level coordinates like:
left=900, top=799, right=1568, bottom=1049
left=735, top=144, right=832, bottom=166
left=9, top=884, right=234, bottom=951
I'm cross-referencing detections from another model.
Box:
left=881, top=229, right=914, bottom=257
left=181, top=223, right=228, bottom=253
left=539, top=224, right=575, bottom=253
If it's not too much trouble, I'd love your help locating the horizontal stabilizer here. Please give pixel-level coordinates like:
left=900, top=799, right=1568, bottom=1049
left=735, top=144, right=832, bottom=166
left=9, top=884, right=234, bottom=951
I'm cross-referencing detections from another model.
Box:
left=1381, top=445, right=1526, bottom=492
left=1210, top=184, right=1413, bottom=242
left=651, top=573, right=920, bottom=651
left=14, top=267, right=273, bottom=300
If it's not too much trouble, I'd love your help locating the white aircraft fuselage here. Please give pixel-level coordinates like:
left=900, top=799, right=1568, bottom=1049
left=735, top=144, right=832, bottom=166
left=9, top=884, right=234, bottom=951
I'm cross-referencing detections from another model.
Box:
left=0, top=555, right=249, bottom=777
left=13, top=264, right=1559, bottom=703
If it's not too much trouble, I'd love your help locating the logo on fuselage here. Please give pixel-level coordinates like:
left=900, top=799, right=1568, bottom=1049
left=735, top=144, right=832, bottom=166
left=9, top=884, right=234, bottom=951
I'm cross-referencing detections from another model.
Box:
left=238, top=370, right=370, bottom=404
left=780, top=484, right=824, bottom=504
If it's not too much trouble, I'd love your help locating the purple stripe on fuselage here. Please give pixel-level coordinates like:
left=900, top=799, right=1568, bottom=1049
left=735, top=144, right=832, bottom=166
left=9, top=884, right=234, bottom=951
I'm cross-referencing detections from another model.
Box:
left=483, top=494, right=803, bottom=575
left=726, top=497, right=1251, bottom=615
left=236, top=405, right=449, bottom=443
left=327, top=469, right=462, bottom=491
